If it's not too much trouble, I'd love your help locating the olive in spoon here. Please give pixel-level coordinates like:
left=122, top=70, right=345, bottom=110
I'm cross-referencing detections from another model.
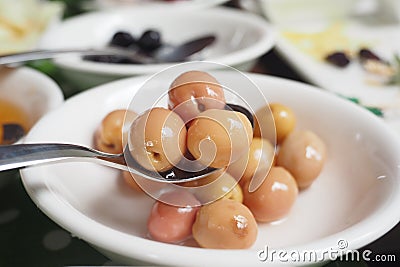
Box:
left=0, top=103, right=253, bottom=183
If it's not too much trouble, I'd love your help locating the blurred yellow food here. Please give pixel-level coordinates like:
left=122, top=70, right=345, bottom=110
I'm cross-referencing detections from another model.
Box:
left=282, top=23, right=360, bottom=61
left=0, top=0, right=64, bottom=55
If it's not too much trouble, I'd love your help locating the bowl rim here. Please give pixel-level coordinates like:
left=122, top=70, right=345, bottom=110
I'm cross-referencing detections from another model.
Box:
left=20, top=72, right=400, bottom=266
left=39, top=6, right=276, bottom=75
left=0, top=66, right=64, bottom=120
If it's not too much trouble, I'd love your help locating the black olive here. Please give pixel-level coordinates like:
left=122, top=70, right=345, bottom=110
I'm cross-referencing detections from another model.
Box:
left=82, top=55, right=136, bottom=64
left=109, top=31, right=136, bottom=48
left=358, top=48, right=384, bottom=63
left=325, top=52, right=350, bottom=68
left=137, top=30, right=162, bottom=51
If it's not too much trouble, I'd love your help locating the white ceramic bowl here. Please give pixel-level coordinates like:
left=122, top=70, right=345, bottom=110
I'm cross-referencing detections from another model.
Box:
left=38, top=6, right=275, bottom=86
left=0, top=67, right=64, bottom=142
left=20, top=69, right=400, bottom=266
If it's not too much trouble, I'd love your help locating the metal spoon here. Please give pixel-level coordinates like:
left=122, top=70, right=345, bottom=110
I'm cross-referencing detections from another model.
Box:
left=0, top=103, right=253, bottom=183
left=0, top=35, right=216, bottom=65
left=0, top=143, right=217, bottom=183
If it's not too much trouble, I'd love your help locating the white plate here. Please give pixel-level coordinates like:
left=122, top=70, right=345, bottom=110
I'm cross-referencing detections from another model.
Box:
left=38, top=6, right=275, bottom=76
left=20, top=71, right=400, bottom=266
left=271, top=17, right=400, bottom=134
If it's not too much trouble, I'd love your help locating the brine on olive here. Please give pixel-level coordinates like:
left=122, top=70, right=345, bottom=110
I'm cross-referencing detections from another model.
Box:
left=276, top=130, right=326, bottom=189
left=192, top=199, right=257, bottom=249
left=94, top=109, right=137, bottom=154
left=168, top=71, right=226, bottom=123
left=128, top=107, right=187, bottom=172
left=243, top=166, right=298, bottom=222
left=187, top=109, right=253, bottom=169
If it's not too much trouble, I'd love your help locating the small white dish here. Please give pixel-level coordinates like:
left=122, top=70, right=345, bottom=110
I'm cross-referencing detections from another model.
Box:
left=0, top=67, right=64, bottom=142
left=250, top=1, right=400, bottom=135
left=38, top=6, right=275, bottom=83
left=20, top=69, right=400, bottom=266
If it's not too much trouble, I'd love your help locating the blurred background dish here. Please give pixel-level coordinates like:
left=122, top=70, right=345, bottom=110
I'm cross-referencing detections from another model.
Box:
left=20, top=70, right=400, bottom=266
left=92, top=0, right=230, bottom=10
left=0, top=67, right=64, bottom=144
left=37, top=6, right=275, bottom=88
left=0, top=0, right=64, bottom=55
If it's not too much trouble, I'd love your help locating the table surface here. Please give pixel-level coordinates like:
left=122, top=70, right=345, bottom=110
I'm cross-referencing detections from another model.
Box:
left=1, top=2, right=399, bottom=266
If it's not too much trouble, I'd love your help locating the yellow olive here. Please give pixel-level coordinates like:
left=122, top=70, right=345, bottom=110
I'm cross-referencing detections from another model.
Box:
left=192, top=199, right=258, bottom=249
left=254, top=103, right=296, bottom=144
left=243, top=166, right=298, bottom=222
left=129, top=107, right=187, bottom=172
left=94, top=109, right=137, bottom=154
left=168, top=71, right=225, bottom=123
left=276, top=130, right=326, bottom=189
left=187, top=109, right=253, bottom=168
left=227, top=137, right=275, bottom=187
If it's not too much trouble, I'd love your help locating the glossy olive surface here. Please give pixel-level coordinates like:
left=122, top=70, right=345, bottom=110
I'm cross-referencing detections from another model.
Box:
left=192, top=199, right=257, bottom=249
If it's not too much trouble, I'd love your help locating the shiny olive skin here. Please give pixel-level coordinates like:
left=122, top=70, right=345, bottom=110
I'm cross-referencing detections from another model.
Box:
left=254, top=103, right=296, bottom=144
left=192, top=199, right=257, bottom=249
left=179, top=170, right=243, bottom=204
left=187, top=109, right=253, bottom=168
left=243, top=166, right=298, bottom=222
left=147, top=191, right=200, bottom=244
left=129, top=107, right=187, bottom=172
left=276, top=130, right=327, bottom=189
left=168, top=71, right=225, bottom=123
left=227, top=137, right=275, bottom=187
left=194, top=171, right=242, bottom=204
left=94, top=109, right=137, bottom=154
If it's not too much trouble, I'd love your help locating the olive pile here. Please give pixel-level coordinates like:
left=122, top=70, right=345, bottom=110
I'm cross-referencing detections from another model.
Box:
left=83, top=29, right=163, bottom=64
left=93, top=70, right=327, bottom=249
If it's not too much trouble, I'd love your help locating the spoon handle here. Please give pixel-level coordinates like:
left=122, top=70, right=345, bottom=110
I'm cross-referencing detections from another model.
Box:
left=0, top=48, right=135, bottom=65
left=0, top=143, right=125, bottom=171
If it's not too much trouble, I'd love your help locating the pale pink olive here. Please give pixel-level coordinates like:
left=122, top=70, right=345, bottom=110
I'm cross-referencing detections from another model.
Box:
left=187, top=171, right=243, bottom=204
left=276, top=130, right=327, bottom=189
left=192, top=199, right=257, bottom=249
left=94, top=109, right=137, bottom=154
left=243, top=166, right=298, bottom=222
left=168, top=71, right=225, bottom=122
left=147, top=191, right=200, bottom=244
left=129, top=107, right=187, bottom=172
left=227, top=137, right=275, bottom=187
left=187, top=109, right=253, bottom=168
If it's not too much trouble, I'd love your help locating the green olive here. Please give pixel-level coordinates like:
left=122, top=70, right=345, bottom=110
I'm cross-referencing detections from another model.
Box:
left=168, top=71, right=225, bottom=122
left=187, top=109, right=253, bottom=168
left=192, top=199, right=257, bottom=249
left=129, top=107, right=187, bottom=172
left=227, top=137, right=275, bottom=187
left=276, top=130, right=326, bottom=189
left=95, top=109, right=137, bottom=154
left=243, top=166, right=298, bottom=222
